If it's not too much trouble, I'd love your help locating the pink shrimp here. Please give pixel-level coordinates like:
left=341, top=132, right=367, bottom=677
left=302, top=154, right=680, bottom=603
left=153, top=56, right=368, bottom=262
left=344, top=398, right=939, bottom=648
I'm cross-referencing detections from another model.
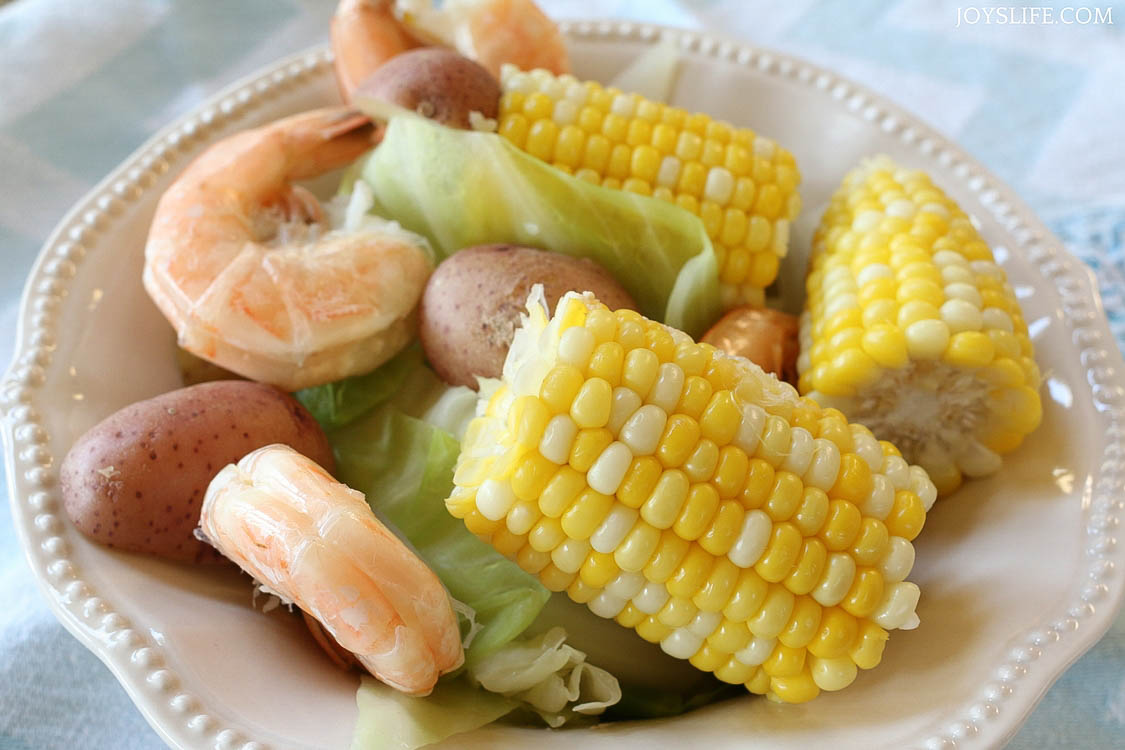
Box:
left=200, top=444, right=464, bottom=695
left=331, top=0, right=570, bottom=102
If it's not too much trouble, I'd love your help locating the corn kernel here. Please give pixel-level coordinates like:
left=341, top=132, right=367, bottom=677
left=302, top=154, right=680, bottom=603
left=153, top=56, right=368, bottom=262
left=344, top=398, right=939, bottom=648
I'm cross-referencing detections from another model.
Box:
left=674, top=484, right=721, bottom=540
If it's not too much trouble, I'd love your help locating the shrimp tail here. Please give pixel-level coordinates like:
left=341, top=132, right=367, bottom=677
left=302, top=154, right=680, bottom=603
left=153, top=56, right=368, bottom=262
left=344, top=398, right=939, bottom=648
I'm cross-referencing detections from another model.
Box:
left=332, top=0, right=424, bottom=103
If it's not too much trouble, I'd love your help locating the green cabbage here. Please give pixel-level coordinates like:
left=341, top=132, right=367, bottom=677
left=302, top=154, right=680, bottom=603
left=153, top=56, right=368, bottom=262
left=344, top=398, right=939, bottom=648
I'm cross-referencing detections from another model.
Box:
left=354, top=113, right=721, bottom=336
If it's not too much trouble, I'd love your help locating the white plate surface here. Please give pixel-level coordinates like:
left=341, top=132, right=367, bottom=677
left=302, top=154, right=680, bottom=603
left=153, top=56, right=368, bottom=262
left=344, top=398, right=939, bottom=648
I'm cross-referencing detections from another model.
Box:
left=3, top=21, right=1124, bottom=750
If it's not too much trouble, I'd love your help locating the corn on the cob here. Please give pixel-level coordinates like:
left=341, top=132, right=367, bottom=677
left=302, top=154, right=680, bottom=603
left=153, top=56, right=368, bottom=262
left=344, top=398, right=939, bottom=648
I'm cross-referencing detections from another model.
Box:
left=445, top=287, right=935, bottom=704
left=797, top=156, right=1042, bottom=495
left=496, top=65, right=802, bottom=310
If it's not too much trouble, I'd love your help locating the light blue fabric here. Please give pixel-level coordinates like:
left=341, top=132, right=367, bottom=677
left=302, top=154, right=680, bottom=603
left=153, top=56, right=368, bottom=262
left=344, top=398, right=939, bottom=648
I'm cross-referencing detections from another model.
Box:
left=1, top=0, right=1122, bottom=747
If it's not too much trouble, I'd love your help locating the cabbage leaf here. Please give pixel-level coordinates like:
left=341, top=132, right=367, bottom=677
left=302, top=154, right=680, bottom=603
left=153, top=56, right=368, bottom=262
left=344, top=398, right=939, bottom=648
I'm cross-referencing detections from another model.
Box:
left=355, top=114, right=721, bottom=336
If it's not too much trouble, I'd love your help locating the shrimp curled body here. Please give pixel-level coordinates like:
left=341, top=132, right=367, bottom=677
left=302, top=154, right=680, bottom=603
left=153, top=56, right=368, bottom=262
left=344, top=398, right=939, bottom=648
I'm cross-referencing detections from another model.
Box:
left=143, top=106, right=432, bottom=391
left=200, top=444, right=464, bottom=695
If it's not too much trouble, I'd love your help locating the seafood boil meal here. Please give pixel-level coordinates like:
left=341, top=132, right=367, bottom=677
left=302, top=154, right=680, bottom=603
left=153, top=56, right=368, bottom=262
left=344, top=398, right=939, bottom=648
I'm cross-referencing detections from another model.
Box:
left=56, top=0, right=1045, bottom=745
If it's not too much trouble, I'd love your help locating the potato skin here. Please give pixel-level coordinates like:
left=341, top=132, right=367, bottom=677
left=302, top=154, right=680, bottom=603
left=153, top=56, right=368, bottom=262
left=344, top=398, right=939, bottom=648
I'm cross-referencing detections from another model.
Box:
left=60, top=381, right=334, bottom=564
left=356, top=48, right=500, bottom=129
left=420, top=244, right=636, bottom=388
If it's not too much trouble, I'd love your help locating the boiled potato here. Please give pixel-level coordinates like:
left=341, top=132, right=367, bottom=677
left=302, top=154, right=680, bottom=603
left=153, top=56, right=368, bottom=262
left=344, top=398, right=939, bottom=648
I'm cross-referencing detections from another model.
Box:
left=419, top=244, right=636, bottom=387
left=356, top=48, right=500, bottom=129
left=60, top=381, right=334, bottom=563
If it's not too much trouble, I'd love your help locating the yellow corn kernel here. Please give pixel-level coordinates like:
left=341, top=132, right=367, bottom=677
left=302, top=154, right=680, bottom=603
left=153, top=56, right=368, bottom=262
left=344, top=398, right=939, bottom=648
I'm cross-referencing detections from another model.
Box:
left=535, top=562, right=573, bottom=592
left=683, top=438, right=720, bottom=483
left=635, top=616, right=673, bottom=644
left=677, top=376, right=714, bottom=421
left=526, top=119, right=559, bottom=162
left=656, top=596, right=697, bottom=628
left=851, top=517, right=891, bottom=566
left=748, top=584, right=796, bottom=639
left=690, top=642, right=728, bottom=672
left=644, top=529, right=692, bottom=583
left=785, top=538, right=828, bottom=596
left=657, top=415, right=702, bottom=468
left=580, top=550, right=620, bottom=587
left=618, top=456, right=663, bottom=509
left=712, top=446, right=749, bottom=499
left=740, top=458, right=776, bottom=509
left=588, top=341, right=625, bottom=386
left=820, top=499, right=862, bottom=551
left=762, top=643, right=806, bottom=678
left=842, top=567, right=885, bottom=619
left=615, top=602, right=646, bottom=629
left=614, top=521, right=661, bottom=571
left=560, top=488, right=615, bottom=540
left=700, top=391, right=741, bottom=445
left=516, top=543, right=551, bottom=574
left=754, top=522, right=803, bottom=583
left=806, top=606, right=859, bottom=659
left=723, top=569, right=770, bottom=621
left=640, top=469, right=690, bottom=529
left=510, top=395, right=552, bottom=447
left=713, top=657, right=756, bottom=685
left=850, top=620, right=890, bottom=669
left=764, top=471, right=804, bottom=521
left=539, top=465, right=586, bottom=517
left=769, top=668, right=820, bottom=703
left=666, top=545, right=715, bottom=598
left=565, top=573, right=597, bottom=600
left=491, top=527, right=526, bottom=558
left=756, top=415, right=792, bottom=466
left=540, top=365, right=584, bottom=413
left=830, top=453, right=873, bottom=504
left=511, top=451, right=558, bottom=502
left=569, top=428, right=614, bottom=473
left=582, top=133, right=611, bottom=173
left=693, top=555, right=740, bottom=610
left=673, top=484, right=721, bottom=540
left=569, top=377, right=613, bottom=429
left=885, top=490, right=926, bottom=540
left=623, top=347, right=661, bottom=397
left=778, top=595, right=822, bottom=649
left=699, top=500, right=744, bottom=556
left=792, top=487, right=829, bottom=536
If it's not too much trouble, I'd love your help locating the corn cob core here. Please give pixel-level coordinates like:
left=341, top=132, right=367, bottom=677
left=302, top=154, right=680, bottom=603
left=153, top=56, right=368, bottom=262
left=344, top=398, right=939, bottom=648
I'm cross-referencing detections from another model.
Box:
left=445, top=287, right=936, bottom=704
left=797, top=156, right=1042, bottom=495
left=496, top=64, right=802, bottom=309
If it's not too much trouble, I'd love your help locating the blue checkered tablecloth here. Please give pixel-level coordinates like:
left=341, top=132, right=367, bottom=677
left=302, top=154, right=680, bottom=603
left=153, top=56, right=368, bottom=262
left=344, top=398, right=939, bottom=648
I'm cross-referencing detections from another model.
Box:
left=2, top=1, right=1123, bottom=747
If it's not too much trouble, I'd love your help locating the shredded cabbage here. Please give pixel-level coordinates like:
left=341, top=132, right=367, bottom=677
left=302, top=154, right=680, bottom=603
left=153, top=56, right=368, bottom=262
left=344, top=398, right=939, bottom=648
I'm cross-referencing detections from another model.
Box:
left=353, top=114, right=722, bottom=336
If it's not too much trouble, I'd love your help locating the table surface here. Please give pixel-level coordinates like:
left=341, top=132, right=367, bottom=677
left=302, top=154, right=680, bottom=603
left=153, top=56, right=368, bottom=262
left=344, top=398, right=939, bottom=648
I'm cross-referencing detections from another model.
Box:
left=2, top=0, right=1124, bottom=748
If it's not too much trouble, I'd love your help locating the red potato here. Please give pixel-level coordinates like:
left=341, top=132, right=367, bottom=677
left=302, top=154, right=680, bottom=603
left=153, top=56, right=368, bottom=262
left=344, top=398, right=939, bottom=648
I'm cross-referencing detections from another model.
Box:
left=419, top=244, right=637, bottom=388
left=60, top=381, right=334, bottom=564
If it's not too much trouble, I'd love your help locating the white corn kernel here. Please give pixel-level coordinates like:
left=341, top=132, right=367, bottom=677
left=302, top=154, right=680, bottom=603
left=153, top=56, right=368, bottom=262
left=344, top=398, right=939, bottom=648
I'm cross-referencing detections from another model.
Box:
left=859, top=474, right=895, bottom=520
left=971, top=259, right=1006, bottom=280
left=632, top=581, right=671, bottom=614
left=852, top=210, right=883, bottom=233
left=607, top=387, right=643, bottom=434
left=811, top=553, right=856, bottom=607
left=606, top=571, right=646, bottom=600
left=804, top=438, right=842, bottom=492
left=878, top=537, right=915, bottom=582
left=944, top=282, right=983, bottom=308
left=704, top=167, right=735, bottom=204
left=539, top=414, right=579, bottom=464
left=908, top=465, right=938, bottom=510
left=647, top=363, right=685, bottom=413
left=733, top=402, right=767, bottom=455
left=886, top=199, right=916, bottom=219
left=851, top=426, right=884, bottom=473
left=610, top=93, right=637, bottom=118
left=981, top=307, right=1014, bottom=332
left=687, top=610, right=722, bottom=638
left=661, top=628, right=704, bottom=659
left=941, top=265, right=974, bottom=285
left=589, top=591, right=628, bottom=619
left=590, top=504, right=639, bottom=554
left=955, top=440, right=1003, bottom=479
left=904, top=319, right=951, bottom=360
left=558, top=326, right=596, bottom=367
left=919, top=202, right=950, bottom=219
left=773, top=219, right=790, bottom=257
left=881, top=454, right=911, bottom=490
left=824, top=292, right=859, bottom=320
left=734, top=636, right=776, bottom=666
left=620, top=404, right=668, bottom=456
left=552, top=99, right=579, bottom=126
left=477, top=479, right=518, bottom=521
left=780, top=427, right=814, bottom=476
left=752, top=136, right=777, bottom=158
left=941, top=298, right=983, bottom=333
left=588, top=441, right=633, bottom=494
left=506, top=501, right=540, bottom=535
left=856, top=263, right=893, bottom=287
left=552, top=538, right=590, bottom=573
left=932, top=249, right=967, bottom=268
left=657, top=155, right=682, bottom=187
left=811, top=656, right=858, bottom=691
left=728, top=509, right=772, bottom=568
left=871, top=581, right=921, bottom=630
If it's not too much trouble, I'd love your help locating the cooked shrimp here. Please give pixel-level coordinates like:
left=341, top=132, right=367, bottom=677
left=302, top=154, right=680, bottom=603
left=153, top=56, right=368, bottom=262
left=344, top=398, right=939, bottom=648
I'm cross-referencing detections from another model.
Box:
left=200, top=444, right=464, bottom=695
left=332, top=0, right=569, bottom=102
left=143, top=106, right=433, bottom=392
left=701, top=307, right=800, bottom=385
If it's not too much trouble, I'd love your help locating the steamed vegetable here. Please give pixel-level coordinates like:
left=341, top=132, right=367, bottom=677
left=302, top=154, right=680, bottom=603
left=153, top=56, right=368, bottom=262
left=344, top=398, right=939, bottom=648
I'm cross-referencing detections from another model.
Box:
left=496, top=65, right=801, bottom=310
left=354, top=113, right=722, bottom=336
left=446, top=289, right=937, bottom=704
left=419, top=244, right=637, bottom=388
left=60, top=381, right=333, bottom=563
left=797, top=156, right=1042, bottom=495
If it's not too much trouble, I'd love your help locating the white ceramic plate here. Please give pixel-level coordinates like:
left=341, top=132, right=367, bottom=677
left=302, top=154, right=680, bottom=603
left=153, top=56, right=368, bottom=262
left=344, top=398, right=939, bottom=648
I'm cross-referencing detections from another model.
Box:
left=4, top=21, right=1124, bottom=750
